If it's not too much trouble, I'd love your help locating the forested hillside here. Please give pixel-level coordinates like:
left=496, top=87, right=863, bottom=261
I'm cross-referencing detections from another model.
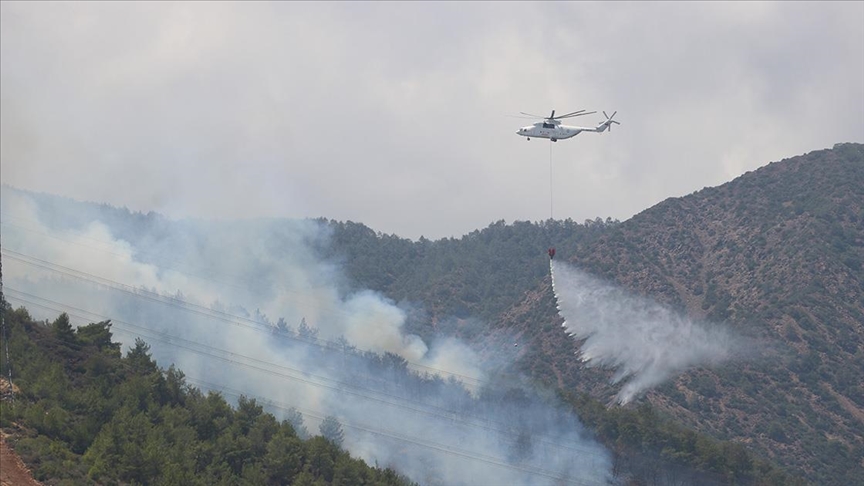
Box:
left=0, top=303, right=799, bottom=486
left=0, top=306, right=415, bottom=486
left=321, top=143, right=863, bottom=485
left=561, top=142, right=864, bottom=485
left=2, top=143, right=859, bottom=485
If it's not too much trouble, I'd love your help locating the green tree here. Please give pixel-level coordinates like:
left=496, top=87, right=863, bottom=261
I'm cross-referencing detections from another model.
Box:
left=285, top=407, right=309, bottom=439
left=76, top=320, right=117, bottom=351
left=235, top=395, right=264, bottom=434
left=306, top=436, right=336, bottom=482
left=319, top=415, right=345, bottom=448
left=298, top=318, right=319, bottom=341
left=264, top=426, right=304, bottom=484
left=51, top=312, right=75, bottom=342
left=127, top=337, right=158, bottom=375
left=163, top=364, right=188, bottom=406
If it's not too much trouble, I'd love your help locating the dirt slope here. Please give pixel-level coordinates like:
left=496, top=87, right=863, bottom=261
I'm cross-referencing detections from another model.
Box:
left=0, top=434, right=40, bottom=486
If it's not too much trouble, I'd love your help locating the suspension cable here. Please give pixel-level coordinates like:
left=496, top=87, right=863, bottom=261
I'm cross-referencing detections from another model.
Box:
left=549, top=142, right=554, bottom=220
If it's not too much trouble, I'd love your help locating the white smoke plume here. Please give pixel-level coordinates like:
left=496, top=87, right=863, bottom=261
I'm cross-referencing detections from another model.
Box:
left=1, top=187, right=612, bottom=485
left=551, top=259, right=737, bottom=404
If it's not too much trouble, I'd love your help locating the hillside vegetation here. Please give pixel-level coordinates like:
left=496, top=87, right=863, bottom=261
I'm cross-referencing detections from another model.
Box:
left=0, top=306, right=415, bottom=486
left=2, top=143, right=859, bottom=484
left=560, top=143, right=864, bottom=485
left=0, top=305, right=800, bottom=486
left=322, top=143, right=864, bottom=485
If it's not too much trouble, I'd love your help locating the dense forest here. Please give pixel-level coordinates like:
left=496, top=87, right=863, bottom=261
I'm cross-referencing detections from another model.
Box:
left=0, top=300, right=800, bottom=485
left=0, top=305, right=416, bottom=486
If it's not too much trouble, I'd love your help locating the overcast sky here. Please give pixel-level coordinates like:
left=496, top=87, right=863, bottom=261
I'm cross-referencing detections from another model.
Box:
left=2, top=2, right=862, bottom=240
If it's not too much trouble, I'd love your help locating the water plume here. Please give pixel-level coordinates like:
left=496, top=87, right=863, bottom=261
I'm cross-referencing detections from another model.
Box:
left=551, top=259, right=737, bottom=404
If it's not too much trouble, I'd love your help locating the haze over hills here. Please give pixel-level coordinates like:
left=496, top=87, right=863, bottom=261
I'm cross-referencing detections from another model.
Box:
left=1, top=143, right=861, bottom=484
left=318, top=143, right=864, bottom=484
left=1, top=185, right=619, bottom=485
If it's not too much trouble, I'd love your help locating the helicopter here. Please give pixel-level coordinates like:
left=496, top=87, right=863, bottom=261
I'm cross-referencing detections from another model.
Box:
left=516, top=110, right=620, bottom=142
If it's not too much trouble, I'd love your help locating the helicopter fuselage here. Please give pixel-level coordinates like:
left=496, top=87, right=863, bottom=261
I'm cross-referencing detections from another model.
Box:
left=516, top=122, right=594, bottom=142
left=516, top=120, right=618, bottom=142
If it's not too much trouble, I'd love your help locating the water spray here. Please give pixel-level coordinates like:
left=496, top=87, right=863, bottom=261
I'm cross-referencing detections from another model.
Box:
left=550, top=260, right=738, bottom=404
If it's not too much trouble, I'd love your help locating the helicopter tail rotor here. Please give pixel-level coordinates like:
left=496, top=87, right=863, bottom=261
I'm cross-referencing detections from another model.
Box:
left=601, top=111, right=620, bottom=132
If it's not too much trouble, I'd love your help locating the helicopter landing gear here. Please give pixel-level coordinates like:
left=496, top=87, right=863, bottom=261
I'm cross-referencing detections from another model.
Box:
left=527, top=137, right=530, bottom=141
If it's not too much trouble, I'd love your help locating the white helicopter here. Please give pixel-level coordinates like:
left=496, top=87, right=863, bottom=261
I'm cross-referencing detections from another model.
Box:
left=516, top=110, right=620, bottom=142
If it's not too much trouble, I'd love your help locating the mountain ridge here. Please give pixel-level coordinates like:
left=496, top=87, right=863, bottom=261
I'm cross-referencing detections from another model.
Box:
left=1, top=143, right=861, bottom=484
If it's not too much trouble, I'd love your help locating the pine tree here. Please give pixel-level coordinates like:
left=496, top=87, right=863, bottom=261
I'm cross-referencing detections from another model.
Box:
left=51, top=312, right=76, bottom=342
left=319, top=415, right=344, bottom=447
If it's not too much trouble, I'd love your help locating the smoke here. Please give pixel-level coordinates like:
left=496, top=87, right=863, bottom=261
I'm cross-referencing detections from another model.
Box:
left=1, top=187, right=612, bottom=485
left=551, top=259, right=738, bottom=404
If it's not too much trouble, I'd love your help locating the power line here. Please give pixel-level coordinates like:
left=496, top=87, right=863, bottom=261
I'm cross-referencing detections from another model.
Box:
left=1, top=248, right=485, bottom=386
left=0, top=241, right=486, bottom=386
left=185, top=377, right=605, bottom=486
left=8, top=293, right=604, bottom=485
left=7, top=286, right=486, bottom=432
left=5, top=288, right=607, bottom=461
left=0, top=229, right=611, bottom=471
left=5, top=291, right=608, bottom=485
left=2, top=272, right=487, bottom=419
left=4, top=250, right=583, bottom=442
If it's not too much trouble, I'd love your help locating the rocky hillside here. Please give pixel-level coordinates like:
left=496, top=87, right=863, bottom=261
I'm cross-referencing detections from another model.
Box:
left=496, top=143, right=864, bottom=485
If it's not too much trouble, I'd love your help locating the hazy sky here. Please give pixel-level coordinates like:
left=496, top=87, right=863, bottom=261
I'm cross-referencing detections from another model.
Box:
left=2, top=2, right=862, bottom=240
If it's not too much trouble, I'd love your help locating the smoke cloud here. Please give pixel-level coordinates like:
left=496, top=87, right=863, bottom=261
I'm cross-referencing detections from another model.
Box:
left=1, top=187, right=612, bottom=485
left=551, top=259, right=737, bottom=404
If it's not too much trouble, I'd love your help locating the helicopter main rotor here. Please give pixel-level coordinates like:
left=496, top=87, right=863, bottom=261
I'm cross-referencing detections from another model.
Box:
left=518, top=109, right=597, bottom=121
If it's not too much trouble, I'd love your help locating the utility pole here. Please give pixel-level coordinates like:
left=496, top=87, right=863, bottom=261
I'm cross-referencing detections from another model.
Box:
left=0, top=232, right=14, bottom=401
